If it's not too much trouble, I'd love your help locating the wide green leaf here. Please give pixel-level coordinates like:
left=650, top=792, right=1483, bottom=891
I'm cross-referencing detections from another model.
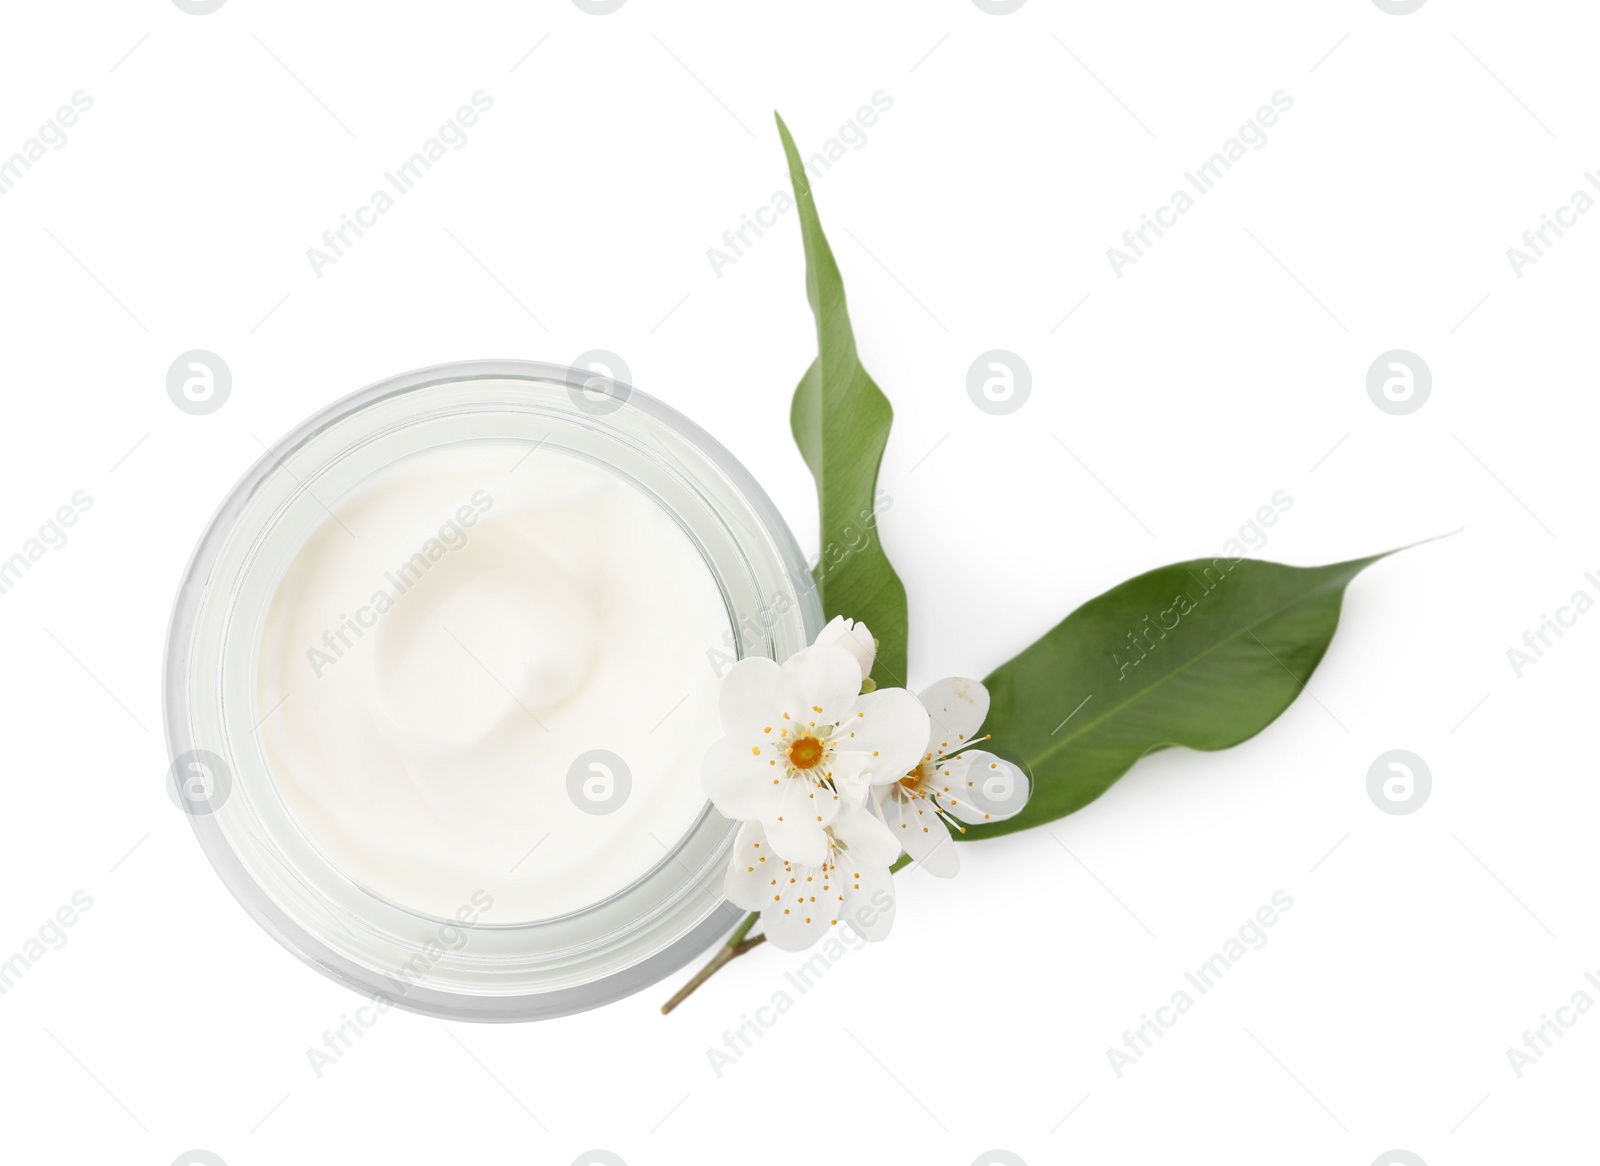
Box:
left=962, top=553, right=1390, bottom=840
left=776, top=112, right=910, bottom=687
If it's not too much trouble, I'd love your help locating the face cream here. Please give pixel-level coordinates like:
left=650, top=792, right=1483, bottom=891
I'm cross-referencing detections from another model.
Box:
left=257, top=442, right=731, bottom=923
left=165, top=361, right=818, bottom=1019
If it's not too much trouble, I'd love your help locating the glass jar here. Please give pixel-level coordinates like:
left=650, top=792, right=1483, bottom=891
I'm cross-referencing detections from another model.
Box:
left=163, top=360, right=819, bottom=1020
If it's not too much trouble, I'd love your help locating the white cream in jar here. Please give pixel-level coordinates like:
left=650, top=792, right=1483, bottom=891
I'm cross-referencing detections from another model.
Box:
left=255, top=441, right=731, bottom=922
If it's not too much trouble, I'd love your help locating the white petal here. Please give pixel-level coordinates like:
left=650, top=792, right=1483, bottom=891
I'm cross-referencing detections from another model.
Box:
left=724, top=821, right=779, bottom=911
left=917, top=677, right=990, bottom=760
left=825, top=750, right=872, bottom=807
left=840, top=687, right=930, bottom=784
left=701, top=736, right=786, bottom=822
left=824, top=747, right=873, bottom=822
left=786, top=767, right=846, bottom=826
left=813, top=616, right=876, bottom=683
left=879, top=787, right=960, bottom=877
left=780, top=644, right=863, bottom=729
left=940, top=750, right=1031, bottom=824
left=917, top=829, right=961, bottom=878
left=760, top=858, right=845, bottom=951
left=764, top=777, right=836, bottom=867
left=832, top=800, right=901, bottom=868
left=718, top=656, right=799, bottom=735
left=839, top=860, right=896, bottom=942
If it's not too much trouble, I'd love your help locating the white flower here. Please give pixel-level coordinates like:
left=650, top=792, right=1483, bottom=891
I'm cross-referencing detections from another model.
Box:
left=875, top=677, right=1031, bottom=877
left=724, top=800, right=901, bottom=950
left=701, top=634, right=928, bottom=867
left=812, top=615, right=876, bottom=685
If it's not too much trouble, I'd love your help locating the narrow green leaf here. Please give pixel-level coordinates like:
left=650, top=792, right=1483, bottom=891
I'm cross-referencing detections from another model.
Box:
left=962, top=553, right=1392, bottom=840
left=776, top=112, right=910, bottom=686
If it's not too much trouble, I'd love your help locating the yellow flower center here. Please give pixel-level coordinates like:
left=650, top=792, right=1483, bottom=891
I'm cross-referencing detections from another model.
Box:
left=899, top=762, right=927, bottom=792
left=788, top=735, right=825, bottom=770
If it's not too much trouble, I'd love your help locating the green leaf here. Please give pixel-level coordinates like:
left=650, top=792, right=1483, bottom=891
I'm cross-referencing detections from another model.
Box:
left=776, top=112, right=910, bottom=687
left=961, top=553, right=1392, bottom=840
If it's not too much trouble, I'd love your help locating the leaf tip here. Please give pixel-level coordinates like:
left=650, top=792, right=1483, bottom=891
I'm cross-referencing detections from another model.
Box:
left=1375, top=527, right=1464, bottom=563
left=772, top=111, right=813, bottom=205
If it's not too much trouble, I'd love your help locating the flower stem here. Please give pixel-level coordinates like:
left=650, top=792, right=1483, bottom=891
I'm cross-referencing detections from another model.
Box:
left=659, top=911, right=765, bottom=1015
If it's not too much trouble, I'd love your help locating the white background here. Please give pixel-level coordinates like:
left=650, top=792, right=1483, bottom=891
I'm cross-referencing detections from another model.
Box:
left=0, top=2, right=1593, bottom=1164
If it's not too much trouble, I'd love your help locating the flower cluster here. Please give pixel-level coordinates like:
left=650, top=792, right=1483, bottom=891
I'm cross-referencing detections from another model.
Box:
left=701, top=616, right=1030, bottom=951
